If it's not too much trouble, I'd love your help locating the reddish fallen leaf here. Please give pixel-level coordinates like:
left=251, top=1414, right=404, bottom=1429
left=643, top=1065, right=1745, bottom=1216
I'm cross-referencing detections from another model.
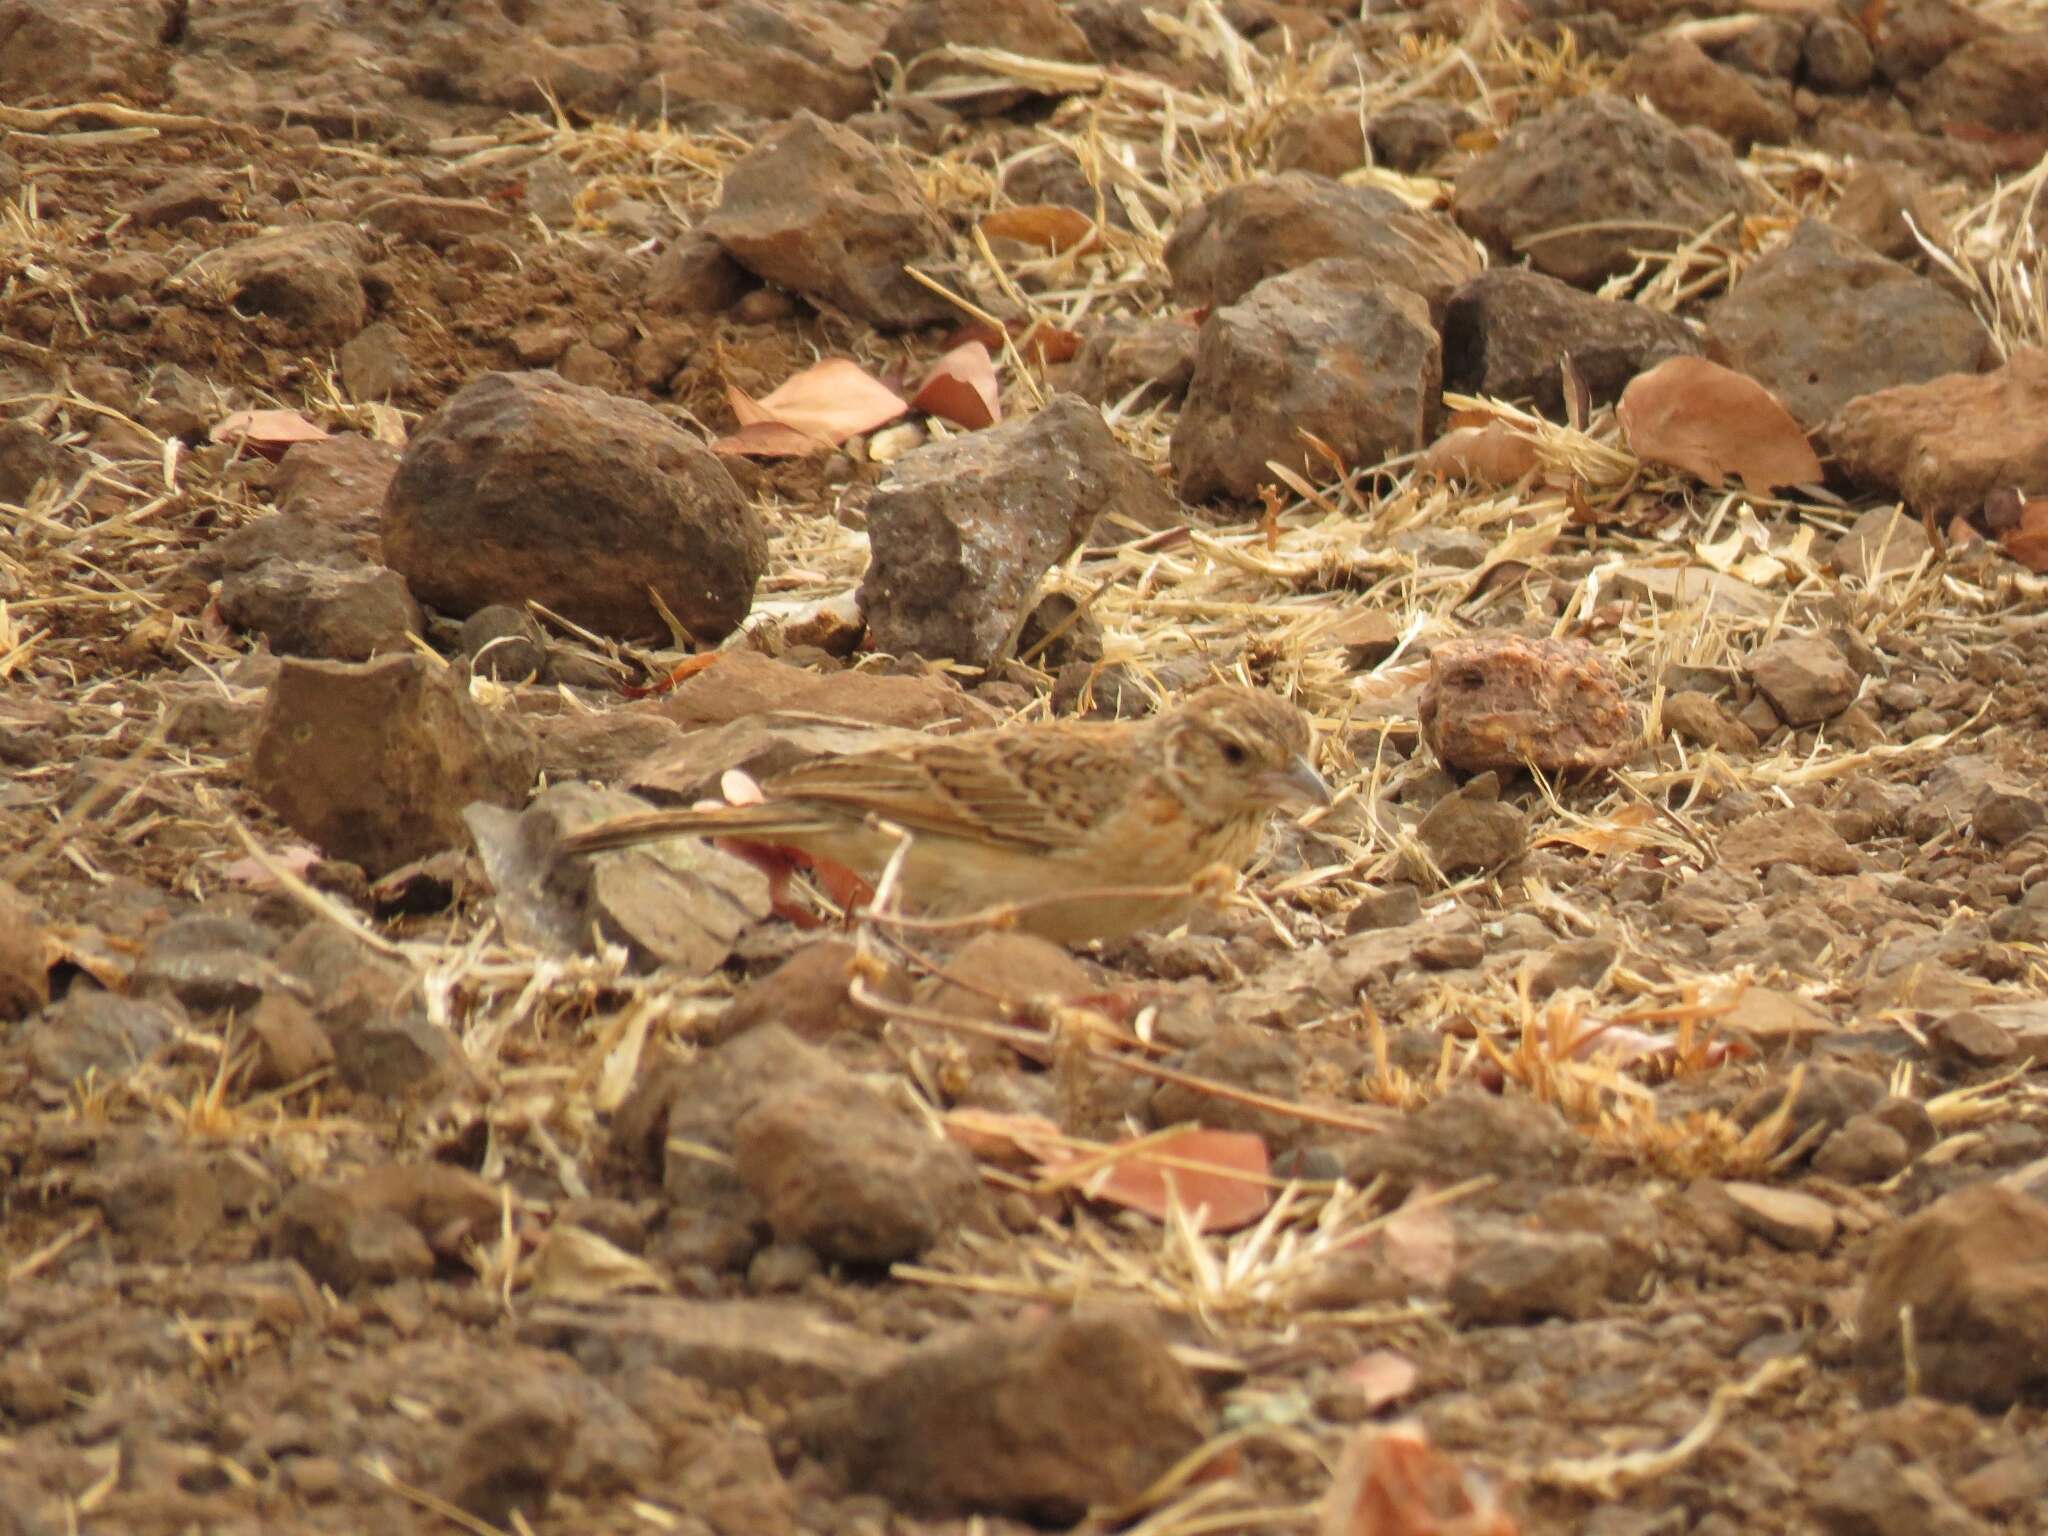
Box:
left=1048, top=1129, right=1272, bottom=1233
left=1420, top=422, right=1539, bottom=486
left=1616, top=356, right=1822, bottom=491
left=979, top=203, right=1098, bottom=254
left=1322, top=1424, right=1518, bottom=1536
left=1370, top=1193, right=1457, bottom=1293
left=715, top=836, right=874, bottom=926
left=911, top=341, right=1001, bottom=430
left=618, top=652, right=722, bottom=700
left=1341, top=1351, right=1421, bottom=1415
left=713, top=357, right=907, bottom=457
left=942, top=316, right=1082, bottom=365
left=2001, top=496, right=2048, bottom=571
left=209, top=408, right=328, bottom=461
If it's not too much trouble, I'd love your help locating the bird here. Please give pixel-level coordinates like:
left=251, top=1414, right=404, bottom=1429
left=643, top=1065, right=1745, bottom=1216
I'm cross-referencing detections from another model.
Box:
left=554, top=683, right=1331, bottom=944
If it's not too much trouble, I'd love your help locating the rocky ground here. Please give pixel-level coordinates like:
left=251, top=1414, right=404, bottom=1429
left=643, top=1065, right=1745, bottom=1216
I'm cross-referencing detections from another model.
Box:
left=7, top=0, right=2048, bottom=1532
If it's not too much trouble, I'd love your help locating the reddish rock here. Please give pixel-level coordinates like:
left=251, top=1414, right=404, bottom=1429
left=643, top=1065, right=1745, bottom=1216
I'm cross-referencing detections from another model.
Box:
left=633, top=2, right=879, bottom=124
left=382, top=370, right=765, bottom=642
left=357, top=194, right=514, bottom=247
left=1662, top=691, right=1758, bottom=754
left=1828, top=162, right=1952, bottom=263
left=1718, top=805, right=1861, bottom=875
left=206, top=224, right=369, bottom=346
left=1827, top=350, right=2048, bottom=524
left=1453, top=93, right=1753, bottom=288
left=1068, top=316, right=1199, bottom=408
left=1748, top=633, right=1859, bottom=724
left=1172, top=261, right=1441, bottom=503
left=1165, top=172, right=1480, bottom=314
left=1707, top=221, right=1991, bottom=429
left=1874, top=0, right=2001, bottom=82
left=271, top=433, right=402, bottom=537
left=1417, top=773, right=1527, bottom=874
left=1855, top=1184, right=2048, bottom=1406
left=718, top=939, right=912, bottom=1042
left=702, top=112, right=953, bottom=330
left=642, top=234, right=754, bottom=315
left=1613, top=34, right=1796, bottom=149
left=1914, top=32, right=2048, bottom=135
left=1418, top=634, right=1635, bottom=775
left=1442, top=268, right=1701, bottom=417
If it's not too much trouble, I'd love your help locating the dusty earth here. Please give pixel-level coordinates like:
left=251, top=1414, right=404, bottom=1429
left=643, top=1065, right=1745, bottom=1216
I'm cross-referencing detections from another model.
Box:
left=7, top=1, right=2048, bottom=1533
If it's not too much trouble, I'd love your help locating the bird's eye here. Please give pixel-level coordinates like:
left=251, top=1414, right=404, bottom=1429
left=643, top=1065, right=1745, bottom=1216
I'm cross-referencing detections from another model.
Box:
left=1220, top=741, right=1249, bottom=766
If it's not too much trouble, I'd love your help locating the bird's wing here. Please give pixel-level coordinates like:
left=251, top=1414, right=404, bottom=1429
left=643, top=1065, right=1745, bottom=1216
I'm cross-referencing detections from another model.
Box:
left=769, top=725, right=1139, bottom=852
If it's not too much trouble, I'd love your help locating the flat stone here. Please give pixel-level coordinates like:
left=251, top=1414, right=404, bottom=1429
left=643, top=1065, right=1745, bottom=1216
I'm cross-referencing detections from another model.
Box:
left=1721, top=1181, right=1837, bottom=1252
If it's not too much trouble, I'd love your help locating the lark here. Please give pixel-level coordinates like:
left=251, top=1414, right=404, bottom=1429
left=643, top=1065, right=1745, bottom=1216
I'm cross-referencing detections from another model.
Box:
left=556, top=684, right=1329, bottom=943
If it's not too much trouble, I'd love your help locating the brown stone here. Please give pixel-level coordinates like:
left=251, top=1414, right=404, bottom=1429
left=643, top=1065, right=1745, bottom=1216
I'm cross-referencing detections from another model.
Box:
left=1418, top=633, right=1635, bottom=775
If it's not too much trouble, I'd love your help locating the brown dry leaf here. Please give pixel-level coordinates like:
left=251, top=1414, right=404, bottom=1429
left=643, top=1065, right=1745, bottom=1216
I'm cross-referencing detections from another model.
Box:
left=1374, top=1192, right=1457, bottom=1292
left=1419, top=422, right=1539, bottom=486
left=1322, top=1424, right=1519, bottom=1536
left=524, top=1225, right=668, bottom=1301
left=979, top=203, right=1098, bottom=253
left=714, top=357, right=907, bottom=458
left=1055, top=1129, right=1272, bottom=1233
left=2001, top=498, right=2048, bottom=572
left=911, top=341, right=1002, bottom=430
left=1342, top=1351, right=1421, bottom=1415
left=943, top=1108, right=1066, bottom=1166
left=209, top=408, right=328, bottom=460
left=1616, top=357, right=1821, bottom=491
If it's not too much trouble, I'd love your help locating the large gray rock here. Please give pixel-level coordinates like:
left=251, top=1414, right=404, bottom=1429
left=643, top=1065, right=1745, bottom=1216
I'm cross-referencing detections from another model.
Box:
left=1442, top=268, right=1701, bottom=416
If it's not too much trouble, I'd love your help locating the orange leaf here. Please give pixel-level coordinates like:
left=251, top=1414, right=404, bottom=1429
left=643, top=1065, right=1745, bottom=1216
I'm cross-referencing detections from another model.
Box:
left=209, top=408, right=328, bottom=461
left=944, top=1109, right=1065, bottom=1166
left=713, top=357, right=907, bottom=458
left=1321, top=1425, right=1519, bottom=1536
left=1616, top=357, right=1821, bottom=491
left=1062, top=1129, right=1272, bottom=1233
left=911, top=341, right=1001, bottom=430
left=979, top=204, right=1098, bottom=254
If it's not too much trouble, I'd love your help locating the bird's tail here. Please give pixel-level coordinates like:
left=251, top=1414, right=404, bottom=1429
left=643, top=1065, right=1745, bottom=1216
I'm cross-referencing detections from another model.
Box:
left=554, top=805, right=829, bottom=860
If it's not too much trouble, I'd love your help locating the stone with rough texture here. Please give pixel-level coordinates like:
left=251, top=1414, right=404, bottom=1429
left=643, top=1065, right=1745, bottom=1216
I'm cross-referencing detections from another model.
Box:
left=205, top=224, right=368, bottom=346
left=805, top=1309, right=1210, bottom=1520
left=1831, top=505, right=1934, bottom=581
left=1662, top=691, right=1758, bottom=754
left=250, top=653, right=538, bottom=875
left=1828, top=349, right=2048, bottom=524
left=1613, top=34, right=1796, bottom=149
left=22, top=989, right=181, bottom=1083
left=0, top=880, right=47, bottom=1021
left=1442, top=268, right=1701, bottom=417
left=860, top=397, right=1170, bottom=665
left=1854, top=1184, right=2048, bottom=1406
left=1913, top=33, right=2048, bottom=136
left=1164, top=173, right=1480, bottom=314
left=1805, top=15, right=1876, bottom=92
left=1172, top=261, right=1440, bottom=503
left=217, top=558, right=421, bottom=661
left=1449, top=1223, right=1611, bottom=1323
left=631, top=2, right=880, bottom=124
left=1454, top=94, right=1752, bottom=288
left=1814, top=1444, right=1991, bottom=1536
left=1418, top=634, right=1635, bottom=775
left=1068, top=316, right=1199, bottom=408
left=702, top=113, right=953, bottom=330
left=1417, top=774, right=1527, bottom=873
left=1830, top=162, right=1951, bottom=263
left=1707, top=221, right=1991, bottom=429
left=1718, top=805, right=1860, bottom=875
left=1749, top=634, right=1859, bottom=725
left=1722, top=1181, right=1837, bottom=1252
left=383, top=370, right=764, bottom=642
left=885, top=0, right=1093, bottom=113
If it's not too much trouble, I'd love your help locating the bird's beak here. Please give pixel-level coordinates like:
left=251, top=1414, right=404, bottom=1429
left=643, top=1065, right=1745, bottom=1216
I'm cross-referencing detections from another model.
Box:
left=1263, top=754, right=1333, bottom=810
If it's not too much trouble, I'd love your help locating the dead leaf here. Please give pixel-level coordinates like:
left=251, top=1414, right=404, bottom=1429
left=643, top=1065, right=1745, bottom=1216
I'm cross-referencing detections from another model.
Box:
left=221, top=844, right=322, bottom=891
left=1372, top=1193, right=1457, bottom=1293
left=1322, top=1423, right=1519, bottom=1536
left=1055, top=1129, right=1272, bottom=1234
left=979, top=204, right=1098, bottom=253
left=209, top=408, right=328, bottom=461
left=1419, top=422, right=1539, bottom=486
left=943, top=316, right=1082, bottom=365
left=713, top=357, right=907, bottom=457
left=911, top=341, right=1002, bottom=430
left=944, top=1108, right=1066, bottom=1166
left=2003, top=498, right=2048, bottom=572
left=1342, top=1351, right=1421, bottom=1415
left=1616, top=357, right=1821, bottom=491
left=618, top=652, right=721, bottom=700
left=524, top=1225, right=669, bottom=1301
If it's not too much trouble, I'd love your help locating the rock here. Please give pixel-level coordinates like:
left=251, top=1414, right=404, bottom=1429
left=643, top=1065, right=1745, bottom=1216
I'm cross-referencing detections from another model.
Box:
left=1449, top=1223, right=1611, bottom=1323
left=1344, top=1090, right=1582, bottom=1201
left=1827, top=349, right=2048, bottom=524
left=206, top=224, right=368, bottom=346
left=1453, top=93, right=1753, bottom=288
left=804, top=1308, right=1210, bottom=1520
left=701, top=112, right=952, bottom=330
left=1613, top=34, right=1797, bottom=149
left=885, top=0, right=1093, bottom=113
left=358, top=194, right=514, bottom=248
left=1718, top=806, right=1860, bottom=876
left=274, top=924, right=473, bottom=1096
left=271, top=433, right=402, bottom=536
left=1345, top=884, right=1425, bottom=932
left=1150, top=1024, right=1306, bottom=1149
left=1935, top=1001, right=2048, bottom=1066
left=1418, top=633, right=1634, bottom=775
left=1914, top=33, right=2048, bottom=136
left=22, top=989, right=181, bottom=1083
left=734, top=1078, right=981, bottom=1264
left=249, top=653, right=538, bottom=875
left=1721, top=1181, right=1837, bottom=1252
left=1662, top=691, right=1758, bottom=754
left=1371, top=99, right=1480, bottom=172
left=860, top=396, right=1169, bottom=666
left=1930, top=1008, right=2020, bottom=1069
left=1813, top=1443, right=1990, bottom=1536
left=1724, top=987, right=1836, bottom=1050
left=718, top=939, right=910, bottom=1043
left=1813, top=1116, right=1913, bottom=1183
left=645, top=650, right=991, bottom=733
left=1748, top=634, right=1858, bottom=725
left=269, top=1181, right=434, bottom=1292
left=1164, top=173, right=1479, bottom=313
left=519, top=1296, right=903, bottom=1398
left=1829, top=162, right=1951, bottom=264
left=1067, top=316, right=1199, bottom=408
left=1527, top=936, right=1618, bottom=996
left=643, top=234, right=754, bottom=315
left=1854, top=1184, right=2048, bottom=1406
left=243, top=991, right=337, bottom=1087
left=217, top=558, right=421, bottom=660
left=632, top=4, right=878, bottom=124
left=0, top=419, right=81, bottom=504
left=622, top=716, right=927, bottom=811
left=1417, top=773, right=1526, bottom=874
left=1830, top=505, right=1934, bottom=581
left=1441, top=269, right=1700, bottom=418
left=447, top=1395, right=569, bottom=1528
left=92, top=1152, right=229, bottom=1260
left=1706, top=221, right=1991, bottom=429
left=127, top=172, right=235, bottom=228
left=383, top=370, right=765, bottom=642
left=1172, top=261, right=1440, bottom=503
left=1974, top=779, right=2044, bottom=847
left=1804, top=15, right=1876, bottom=92
left=337, top=320, right=412, bottom=401
left=458, top=604, right=550, bottom=682
left=0, top=880, right=47, bottom=1020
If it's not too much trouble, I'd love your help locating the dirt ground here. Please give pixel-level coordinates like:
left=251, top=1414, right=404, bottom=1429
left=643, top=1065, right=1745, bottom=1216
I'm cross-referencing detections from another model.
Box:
left=6, top=2, right=2048, bottom=1534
